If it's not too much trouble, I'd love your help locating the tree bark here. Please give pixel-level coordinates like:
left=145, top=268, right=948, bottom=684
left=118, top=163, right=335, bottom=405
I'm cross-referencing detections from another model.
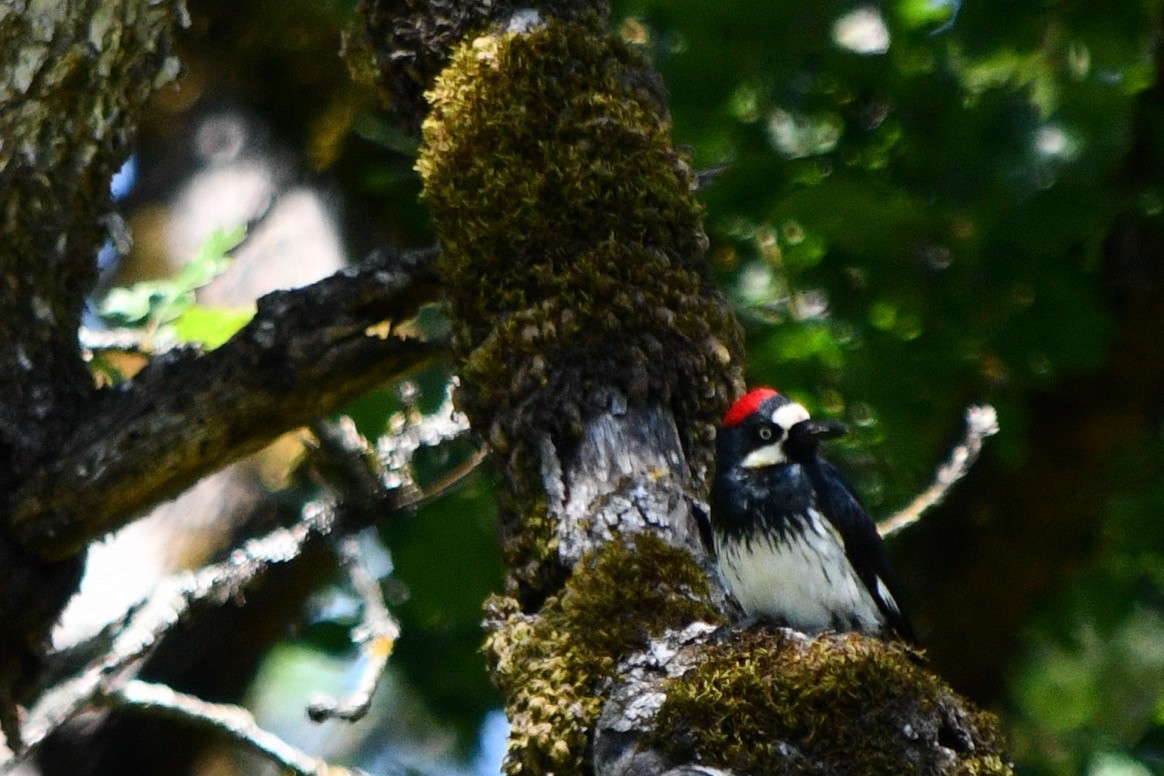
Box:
left=0, top=0, right=186, bottom=741
left=10, top=247, right=442, bottom=561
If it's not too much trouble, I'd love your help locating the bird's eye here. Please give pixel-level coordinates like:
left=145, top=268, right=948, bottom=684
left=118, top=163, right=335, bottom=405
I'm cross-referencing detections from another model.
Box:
left=758, top=426, right=773, bottom=441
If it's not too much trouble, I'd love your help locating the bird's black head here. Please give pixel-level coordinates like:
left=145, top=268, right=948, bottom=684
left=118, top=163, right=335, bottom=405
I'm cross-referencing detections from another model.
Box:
left=716, top=387, right=847, bottom=471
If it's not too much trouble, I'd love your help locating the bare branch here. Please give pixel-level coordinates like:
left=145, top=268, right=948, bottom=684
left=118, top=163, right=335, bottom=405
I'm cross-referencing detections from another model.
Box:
left=398, top=445, right=490, bottom=510
left=2, top=500, right=337, bottom=768
left=302, top=400, right=486, bottom=722
left=376, top=378, right=473, bottom=503
left=105, top=680, right=366, bottom=776
left=309, top=393, right=485, bottom=517
left=11, top=248, right=443, bottom=562
left=309, top=418, right=394, bottom=521
left=307, top=534, right=399, bottom=723
left=79, top=327, right=189, bottom=358
left=879, top=405, right=1000, bottom=538
left=6, top=386, right=478, bottom=766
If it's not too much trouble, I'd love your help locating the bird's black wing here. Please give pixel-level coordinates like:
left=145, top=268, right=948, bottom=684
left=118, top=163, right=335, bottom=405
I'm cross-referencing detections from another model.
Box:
left=806, top=459, right=916, bottom=642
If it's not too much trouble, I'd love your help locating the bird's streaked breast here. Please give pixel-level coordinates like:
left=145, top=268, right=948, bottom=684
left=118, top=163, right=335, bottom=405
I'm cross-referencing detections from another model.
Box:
left=714, top=508, right=884, bottom=633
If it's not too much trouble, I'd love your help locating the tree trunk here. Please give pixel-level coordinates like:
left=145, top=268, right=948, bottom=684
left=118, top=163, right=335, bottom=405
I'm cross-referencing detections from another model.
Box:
left=356, top=0, right=1015, bottom=773
left=0, top=0, right=184, bottom=742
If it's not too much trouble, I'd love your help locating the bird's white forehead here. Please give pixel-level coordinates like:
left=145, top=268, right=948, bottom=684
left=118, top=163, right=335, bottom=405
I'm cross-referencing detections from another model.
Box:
left=771, top=402, right=810, bottom=430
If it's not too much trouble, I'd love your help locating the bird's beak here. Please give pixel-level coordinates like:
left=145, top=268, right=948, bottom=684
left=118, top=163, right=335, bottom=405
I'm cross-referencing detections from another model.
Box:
left=788, top=418, right=847, bottom=443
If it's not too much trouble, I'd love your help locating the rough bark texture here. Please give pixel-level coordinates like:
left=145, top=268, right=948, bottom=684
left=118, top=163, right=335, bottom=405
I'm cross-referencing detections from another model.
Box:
left=0, top=0, right=186, bottom=739
left=381, top=1, right=1015, bottom=774
left=546, top=400, right=717, bottom=578
left=10, top=248, right=441, bottom=561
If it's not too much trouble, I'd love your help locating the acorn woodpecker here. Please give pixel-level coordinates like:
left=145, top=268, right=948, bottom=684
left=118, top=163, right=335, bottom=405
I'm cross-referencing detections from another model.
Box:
left=710, top=387, right=914, bottom=641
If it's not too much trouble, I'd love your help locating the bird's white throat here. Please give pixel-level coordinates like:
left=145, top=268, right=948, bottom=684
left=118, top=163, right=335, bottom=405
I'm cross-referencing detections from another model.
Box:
left=740, top=442, right=786, bottom=468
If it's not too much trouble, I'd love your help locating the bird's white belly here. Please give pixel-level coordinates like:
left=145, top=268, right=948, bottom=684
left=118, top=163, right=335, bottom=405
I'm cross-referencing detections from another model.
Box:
left=715, top=510, right=883, bottom=633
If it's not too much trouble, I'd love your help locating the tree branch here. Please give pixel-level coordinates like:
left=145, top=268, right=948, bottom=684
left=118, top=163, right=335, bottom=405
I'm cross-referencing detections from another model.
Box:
left=105, top=680, right=366, bottom=776
left=11, top=248, right=442, bottom=561
left=8, top=391, right=481, bottom=766
left=307, top=534, right=399, bottom=724
left=3, top=498, right=339, bottom=766
left=880, top=404, right=1000, bottom=538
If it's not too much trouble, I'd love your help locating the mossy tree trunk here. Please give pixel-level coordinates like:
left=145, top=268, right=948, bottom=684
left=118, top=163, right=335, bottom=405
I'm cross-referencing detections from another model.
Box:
left=357, top=1, right=1014, bottom=774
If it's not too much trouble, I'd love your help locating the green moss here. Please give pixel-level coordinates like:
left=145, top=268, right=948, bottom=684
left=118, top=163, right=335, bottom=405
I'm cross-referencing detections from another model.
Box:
left=418, top=18, right=743, bottom=593
left=485, top=533, right=723, bottom=774
left=651, top=629, right=1012, bottom=775
left=497, top=484, right=558, bottom=594
left=350, top=0, right=609, bottom=130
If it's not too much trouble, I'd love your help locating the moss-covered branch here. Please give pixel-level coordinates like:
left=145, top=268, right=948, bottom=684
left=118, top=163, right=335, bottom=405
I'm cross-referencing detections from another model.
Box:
left=486, top=534, right=722, bottom=773
left=367, top=1, right=1011, bottom=774
left=391, top=5, right=743, bottom=770
left=649, top=630, right=1008, bottom=774
left=416, top=10, right=741, bottom=598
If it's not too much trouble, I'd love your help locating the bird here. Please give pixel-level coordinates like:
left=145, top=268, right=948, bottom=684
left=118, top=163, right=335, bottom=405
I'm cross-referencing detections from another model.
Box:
left=709, top=387, right=915, bottom=641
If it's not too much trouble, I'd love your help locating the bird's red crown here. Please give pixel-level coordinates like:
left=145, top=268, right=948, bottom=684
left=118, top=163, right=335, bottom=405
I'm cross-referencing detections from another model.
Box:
left=722, top=387, right=780, bottom=427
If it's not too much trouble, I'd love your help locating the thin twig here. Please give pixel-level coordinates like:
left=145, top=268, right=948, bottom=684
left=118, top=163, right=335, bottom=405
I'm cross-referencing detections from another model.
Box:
left=105, top=679, right=366, bottom=776
left=396, top=445, right=490, bottom=510
left=376, top=378, right=473, bottom=500
left=309, top=418, right=394, bottom=518
left=79, top=326, right=191, bottom=357
left=879, top=404, right=999, bottom=538
left=1, top=499, right=337, bottom=769
left=307, top=535, right=399, bottom=723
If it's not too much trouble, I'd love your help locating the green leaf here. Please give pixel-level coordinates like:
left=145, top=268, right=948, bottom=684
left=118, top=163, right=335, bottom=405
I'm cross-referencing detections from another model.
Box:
left=177, top=225, right=246, bottom=291
left=97, top=225, right=246, bottom=331
left=172, top=305, right=255, bottom=349
left=99, top=285, right=162, bottom=325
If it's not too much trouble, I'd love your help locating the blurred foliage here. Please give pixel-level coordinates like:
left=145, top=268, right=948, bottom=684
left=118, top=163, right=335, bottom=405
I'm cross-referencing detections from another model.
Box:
left=96, top=0, right=1164, bottom=773
left=1008, top=431, right=1164, bottom=774
left=376, top=476, right=505, bottom=743
left=619, top=0, right=1155, bottom=501
left=98, top=226, right=253, bottom=348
